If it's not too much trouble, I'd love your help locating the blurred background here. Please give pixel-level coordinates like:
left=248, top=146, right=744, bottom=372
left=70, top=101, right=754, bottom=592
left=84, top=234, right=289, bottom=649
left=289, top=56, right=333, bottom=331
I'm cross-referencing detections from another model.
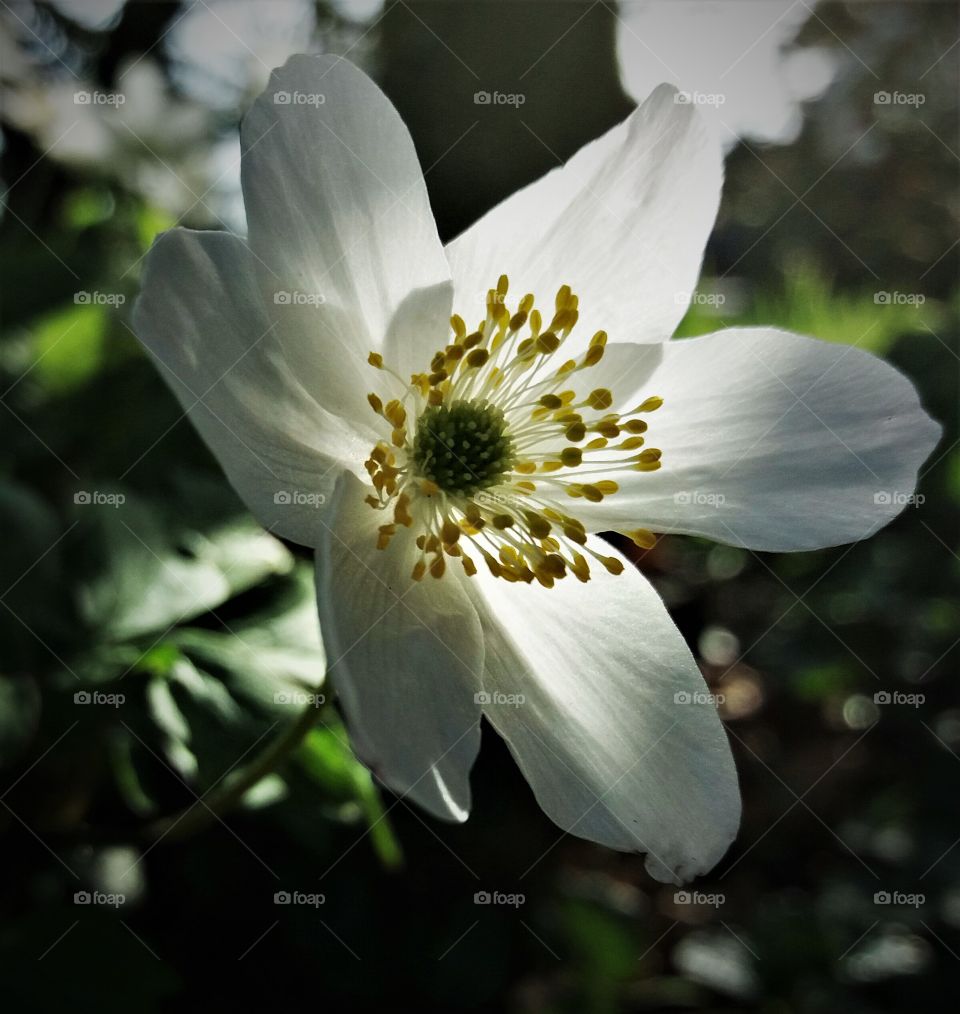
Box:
left=1, top=1, right=958, bottom=1010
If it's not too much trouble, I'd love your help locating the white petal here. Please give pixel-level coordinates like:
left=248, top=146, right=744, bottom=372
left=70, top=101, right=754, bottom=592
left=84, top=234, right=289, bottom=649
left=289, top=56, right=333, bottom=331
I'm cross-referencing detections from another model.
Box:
left=577, top=328, right=941, bottom=550
left=316, top=472, right=484, bottom=821
left=445, top=84, right=722, bottom=351
left=465, top=539, right=740, bottom=882
left=240, top=55, right=452, bottom=418
left=381, top=280, right=456, bottom=380
left=134, top=228, right=370, bottom=548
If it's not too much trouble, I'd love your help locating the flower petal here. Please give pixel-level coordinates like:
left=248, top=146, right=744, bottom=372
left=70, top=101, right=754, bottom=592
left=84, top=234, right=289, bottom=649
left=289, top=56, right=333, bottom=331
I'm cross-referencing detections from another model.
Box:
left=381, top=280, right=456, bottom=380
left=134, top=227, right=371, bottom=548
left=445, top=84, right=722, bottom=351
left=464, top=539, right=740, bottom=882
left=316, top=472, right=484, bottom=821
left=240, top=55, right=452, bottom=418
left=576, top=328, right=941, bottom=550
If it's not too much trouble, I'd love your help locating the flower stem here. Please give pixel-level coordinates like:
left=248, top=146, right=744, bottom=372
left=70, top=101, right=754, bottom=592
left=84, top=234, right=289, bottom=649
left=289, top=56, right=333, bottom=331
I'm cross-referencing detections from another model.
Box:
left=144, top=700, right=324, bottom=844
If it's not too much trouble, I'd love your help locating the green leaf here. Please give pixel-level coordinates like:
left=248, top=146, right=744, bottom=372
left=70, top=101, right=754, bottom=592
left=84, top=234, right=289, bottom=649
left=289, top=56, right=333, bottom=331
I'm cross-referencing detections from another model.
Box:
left=298, top=723, right=403, bottom=870
left=154, top=562, right=326, bottom=716
left=170, top=626, right=325, bottom=715
left=75, top=490, right=294, bottom=640
left=61, top=187, right=117, bottom=230
left=27, top=302, right=109, bottom=393
left=0, top=674, right=42, bottom=767
left=108, top=726, right=158, bottom=817
left=136, top=204, right=175, bottom=254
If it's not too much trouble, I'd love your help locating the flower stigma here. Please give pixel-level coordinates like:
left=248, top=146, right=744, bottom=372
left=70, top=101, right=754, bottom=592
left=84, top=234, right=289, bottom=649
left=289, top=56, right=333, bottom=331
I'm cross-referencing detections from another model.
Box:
left=363, top=276, right=664, bottom=586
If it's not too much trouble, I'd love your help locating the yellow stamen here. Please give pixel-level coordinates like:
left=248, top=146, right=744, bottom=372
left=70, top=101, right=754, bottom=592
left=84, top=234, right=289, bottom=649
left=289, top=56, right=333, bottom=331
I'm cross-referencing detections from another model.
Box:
left=359, top=278, right=667, bottom=586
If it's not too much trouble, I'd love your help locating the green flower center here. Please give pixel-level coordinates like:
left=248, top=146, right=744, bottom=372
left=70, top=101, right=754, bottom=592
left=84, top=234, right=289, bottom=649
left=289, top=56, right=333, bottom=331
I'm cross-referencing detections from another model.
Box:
left=411, top=401, right=515, bottom=497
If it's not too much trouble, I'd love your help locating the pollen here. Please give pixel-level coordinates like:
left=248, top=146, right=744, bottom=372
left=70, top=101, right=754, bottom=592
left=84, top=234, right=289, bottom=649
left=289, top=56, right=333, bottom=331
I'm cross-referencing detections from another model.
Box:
left=411, top=402, right=514, bottom=498
left=361, top=275, right=664, bottom=586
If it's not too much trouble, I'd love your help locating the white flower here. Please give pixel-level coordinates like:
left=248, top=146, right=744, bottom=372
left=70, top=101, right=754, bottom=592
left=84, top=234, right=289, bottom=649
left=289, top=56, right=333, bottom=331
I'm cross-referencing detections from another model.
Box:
left=134, top=56, right=939, bottom=883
